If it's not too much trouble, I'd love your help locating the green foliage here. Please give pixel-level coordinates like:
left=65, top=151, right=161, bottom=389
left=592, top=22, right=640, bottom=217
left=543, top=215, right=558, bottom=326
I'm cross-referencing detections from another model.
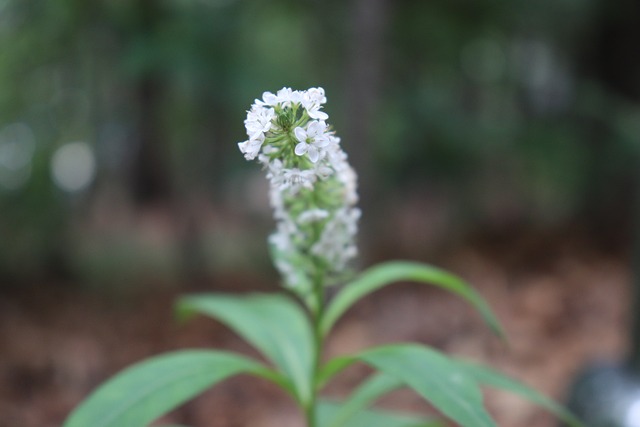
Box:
left=63, top=350, right=282, bottom=427
left=321, top=261, right=504, bottom=338
left=64, top=261, right=582, bottom=427
left=378, top=346, right=502, bottom=425
left=327, top=344, right=496, bottom=427
left=320, top=373, right=404, bottom=427
left=458, top=361, right=583, bottom=427
left=176, top=293, right=314, bottom=404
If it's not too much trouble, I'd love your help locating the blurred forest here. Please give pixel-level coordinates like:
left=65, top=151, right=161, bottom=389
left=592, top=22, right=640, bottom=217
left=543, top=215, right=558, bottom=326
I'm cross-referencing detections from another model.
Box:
left=0, top=0, right=639, bottom=284
left=2, top=1, right=640, bottom=426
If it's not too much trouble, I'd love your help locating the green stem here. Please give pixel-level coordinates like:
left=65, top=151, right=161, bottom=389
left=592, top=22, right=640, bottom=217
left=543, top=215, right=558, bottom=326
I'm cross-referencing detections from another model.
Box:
left=305, top=270, right=326, bottom=427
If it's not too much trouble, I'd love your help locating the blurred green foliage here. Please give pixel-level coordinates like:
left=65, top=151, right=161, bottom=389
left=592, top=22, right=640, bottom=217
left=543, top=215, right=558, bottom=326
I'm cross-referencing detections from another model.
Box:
left=0, top=0, right=638, bottom=282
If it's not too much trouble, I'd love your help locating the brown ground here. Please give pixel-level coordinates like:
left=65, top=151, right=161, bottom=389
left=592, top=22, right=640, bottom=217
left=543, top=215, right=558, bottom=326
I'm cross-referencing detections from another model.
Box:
left=0, top=234, right=630, bottom=427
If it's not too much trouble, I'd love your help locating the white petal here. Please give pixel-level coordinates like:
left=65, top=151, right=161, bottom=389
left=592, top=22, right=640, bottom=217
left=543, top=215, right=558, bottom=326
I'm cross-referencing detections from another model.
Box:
left=262, top=92, right=278, bottom=105
left=306, top=120, right=323, bottom=136
left=294, top=142, right=308, bottom=156
left=290, top=90, right=303, bottom=104
left=309, top=110, right=329, bottom=121
left=308, top=87, right=326, bottom=104
left=248, top=130, right=264, bottom=140
left=315, top=165, right=334, bottom=179
left=314, top=135, right=331, bottom=148
left=277, top=87, right=292, bottom=101
left=308, top=147, right=319, bottom=163
left=294, top=127, right=307, bottom=142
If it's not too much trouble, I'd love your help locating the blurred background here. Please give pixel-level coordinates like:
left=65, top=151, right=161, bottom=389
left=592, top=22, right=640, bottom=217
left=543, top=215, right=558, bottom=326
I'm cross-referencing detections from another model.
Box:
left=0, top=0, right=639, bottom=425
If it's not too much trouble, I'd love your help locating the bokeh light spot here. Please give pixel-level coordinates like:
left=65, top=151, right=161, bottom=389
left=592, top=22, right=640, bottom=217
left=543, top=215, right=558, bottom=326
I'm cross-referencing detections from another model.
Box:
left=51, top=141, right=96, bottom=192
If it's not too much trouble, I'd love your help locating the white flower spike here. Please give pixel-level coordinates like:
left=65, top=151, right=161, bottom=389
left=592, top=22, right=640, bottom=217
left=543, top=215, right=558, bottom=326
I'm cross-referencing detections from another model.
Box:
left=237, top=87, right=360, bottom=293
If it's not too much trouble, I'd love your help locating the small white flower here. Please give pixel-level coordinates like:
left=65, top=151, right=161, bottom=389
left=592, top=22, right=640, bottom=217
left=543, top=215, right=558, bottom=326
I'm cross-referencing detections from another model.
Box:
left=264, top=157, right=283, bottom=177
left=281, top=168, right=316, bottom=192
left=307, top=87, right=326, bottom=104
left=305, top=105, right=328, bottom=121
left=276, top=87, right=303, bottom=106
left=261, top=88, right=304, bottom=107
left=261, top=91, right=279, bottom=106
left=294, top=121, right=330, bottom=163
left=237, top=133, right=265, bottom=160
left=244, top=106, right=274, bottom=140
left=269, top=229, right=289, bottom=252
left=313, top=163, right=334, bottom=180
left=303, top=88, right=328, bottom=120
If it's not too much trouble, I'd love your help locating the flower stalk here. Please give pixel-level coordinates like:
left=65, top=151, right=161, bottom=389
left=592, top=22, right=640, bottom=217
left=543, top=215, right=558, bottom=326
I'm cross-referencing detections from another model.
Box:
left=238, top=87, right=360, bottom=426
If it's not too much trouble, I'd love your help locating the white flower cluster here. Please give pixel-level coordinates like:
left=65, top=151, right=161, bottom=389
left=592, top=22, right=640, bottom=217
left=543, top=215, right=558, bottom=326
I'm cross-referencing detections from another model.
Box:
left=238, top=87, right=360, bottom=291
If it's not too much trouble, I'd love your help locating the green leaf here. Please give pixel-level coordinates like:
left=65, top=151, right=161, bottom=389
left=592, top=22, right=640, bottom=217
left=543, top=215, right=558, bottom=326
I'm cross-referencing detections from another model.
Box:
left=317, top=401, right=443, bottom=427
left=176, top=293, right=314, bottom=404
left=317, top=356, right=355, bottom=388
left=64, top=350, right=280, bottom=427
left=323, top=372, right=405, bottom=427
left=458, top=361, right=584, bottom=427
left=337, top=344, right=498, bottom=427
left=321, top=261, right=504, bottom=338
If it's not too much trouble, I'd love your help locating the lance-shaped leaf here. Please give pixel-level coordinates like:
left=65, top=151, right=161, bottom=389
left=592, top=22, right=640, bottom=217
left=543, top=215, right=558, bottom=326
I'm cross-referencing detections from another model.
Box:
left=358, top=344, right=497, bottom=427
left=321, top=344, right=497, bottom=427
left=317, top=401, right=444, bottom=427
left=458, top=361, right=584, bottom=427
left=177, top=293, right=314, bottom=404
left=321, top=261, right=504, bottom=338
left=64, top=350, right=281, bottom=427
